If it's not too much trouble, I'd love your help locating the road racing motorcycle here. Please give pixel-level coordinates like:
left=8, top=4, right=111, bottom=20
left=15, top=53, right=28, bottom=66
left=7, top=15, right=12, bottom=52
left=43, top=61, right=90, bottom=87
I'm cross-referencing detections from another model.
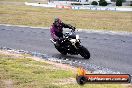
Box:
left=50, top=30, right=90, bottom=59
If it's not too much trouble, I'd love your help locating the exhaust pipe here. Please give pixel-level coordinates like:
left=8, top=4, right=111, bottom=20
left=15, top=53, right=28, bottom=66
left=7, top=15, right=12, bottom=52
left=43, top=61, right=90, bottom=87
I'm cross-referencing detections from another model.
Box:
left=50, top=39, right=56, bottom=44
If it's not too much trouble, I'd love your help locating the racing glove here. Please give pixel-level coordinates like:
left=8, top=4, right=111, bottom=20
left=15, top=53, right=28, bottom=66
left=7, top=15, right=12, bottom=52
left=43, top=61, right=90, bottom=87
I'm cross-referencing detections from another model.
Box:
left=72, top=27, right=76, bottom=31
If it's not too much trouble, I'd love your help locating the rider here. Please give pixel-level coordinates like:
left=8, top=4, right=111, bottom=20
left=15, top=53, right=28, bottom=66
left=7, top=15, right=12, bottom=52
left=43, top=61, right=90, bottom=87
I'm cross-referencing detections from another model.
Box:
left=50, top=18, right=75, bottom=46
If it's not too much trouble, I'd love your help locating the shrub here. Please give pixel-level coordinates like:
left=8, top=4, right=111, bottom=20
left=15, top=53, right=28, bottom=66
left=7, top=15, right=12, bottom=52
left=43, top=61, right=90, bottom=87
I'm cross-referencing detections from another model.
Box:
left=91, top=1, right=98, bottom=5
left=116, top=0, right=122, bottom=6
left=71, top=3, right=89, bottom=5
left=99, top=0, right=108, bottom=6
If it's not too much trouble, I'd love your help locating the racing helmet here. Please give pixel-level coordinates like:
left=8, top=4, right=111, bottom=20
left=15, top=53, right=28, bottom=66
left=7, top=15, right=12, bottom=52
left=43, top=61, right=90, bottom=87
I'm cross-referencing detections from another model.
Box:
left=54, top=17, right=62, bottom=27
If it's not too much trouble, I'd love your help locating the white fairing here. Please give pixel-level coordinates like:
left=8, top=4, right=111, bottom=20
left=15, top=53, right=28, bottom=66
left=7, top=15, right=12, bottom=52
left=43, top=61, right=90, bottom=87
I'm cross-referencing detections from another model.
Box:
left=70, top=39, right=76, bottom=46
left=76, top=35, right=79, bottom=40
left=69, top=35, right=80, bottom=48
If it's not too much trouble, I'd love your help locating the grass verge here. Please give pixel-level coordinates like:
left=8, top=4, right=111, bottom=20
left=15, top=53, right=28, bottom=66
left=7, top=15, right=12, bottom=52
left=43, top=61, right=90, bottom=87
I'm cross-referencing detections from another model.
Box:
left=0, top=0, right=31, bottom=2
left=0, top=50, right=127, bottom=88
left=0, top=0, right=132, bottom=32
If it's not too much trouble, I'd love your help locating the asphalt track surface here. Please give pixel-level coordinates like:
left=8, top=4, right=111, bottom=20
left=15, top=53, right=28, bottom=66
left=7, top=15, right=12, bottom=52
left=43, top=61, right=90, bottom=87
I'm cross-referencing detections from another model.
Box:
left=0, top=25, right=132, bottom=74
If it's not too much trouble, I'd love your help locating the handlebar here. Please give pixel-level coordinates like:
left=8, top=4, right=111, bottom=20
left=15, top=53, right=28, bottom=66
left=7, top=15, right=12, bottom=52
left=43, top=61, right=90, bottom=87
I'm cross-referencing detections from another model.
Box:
left=71, top=29, right=75, bottom=32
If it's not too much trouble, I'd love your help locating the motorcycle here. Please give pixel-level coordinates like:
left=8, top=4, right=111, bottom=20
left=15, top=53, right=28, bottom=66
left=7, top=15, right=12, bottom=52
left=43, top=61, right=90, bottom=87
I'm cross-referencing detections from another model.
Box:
left=50, top=30, right=90, bottom=59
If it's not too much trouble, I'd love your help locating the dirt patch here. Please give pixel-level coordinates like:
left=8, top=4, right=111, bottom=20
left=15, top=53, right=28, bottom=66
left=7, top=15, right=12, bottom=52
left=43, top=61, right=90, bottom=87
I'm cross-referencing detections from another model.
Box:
left=1, top=79, right=14, bottom=88
left=4, top=80, right=13, bottom=88
left=123, top=84, right=132, bottom=88
left=53, top=78, right=76, bottom=85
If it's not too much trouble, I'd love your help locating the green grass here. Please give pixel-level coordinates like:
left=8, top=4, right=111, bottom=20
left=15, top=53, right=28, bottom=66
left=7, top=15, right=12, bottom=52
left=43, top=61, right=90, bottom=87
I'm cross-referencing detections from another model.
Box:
left=0, top=0, right=132, bottom=32
left=0, top=0, right=31, bottom=2
left=0, top=53, right=126, bottom=88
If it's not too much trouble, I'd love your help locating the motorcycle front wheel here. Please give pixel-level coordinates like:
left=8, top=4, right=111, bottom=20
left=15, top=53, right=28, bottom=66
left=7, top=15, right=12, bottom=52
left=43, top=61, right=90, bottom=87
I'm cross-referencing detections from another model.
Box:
left=79, top=45, right=90, bottom=59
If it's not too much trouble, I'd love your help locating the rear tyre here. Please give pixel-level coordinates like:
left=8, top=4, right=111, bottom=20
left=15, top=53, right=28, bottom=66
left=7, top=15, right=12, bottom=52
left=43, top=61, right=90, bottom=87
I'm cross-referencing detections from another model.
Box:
left=79, top=45, right=90, bottom=59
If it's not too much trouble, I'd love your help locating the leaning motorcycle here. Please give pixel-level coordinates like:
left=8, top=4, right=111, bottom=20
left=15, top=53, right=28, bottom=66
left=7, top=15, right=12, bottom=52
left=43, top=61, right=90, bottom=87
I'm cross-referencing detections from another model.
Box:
left=50, top=30, right=90, bottom=59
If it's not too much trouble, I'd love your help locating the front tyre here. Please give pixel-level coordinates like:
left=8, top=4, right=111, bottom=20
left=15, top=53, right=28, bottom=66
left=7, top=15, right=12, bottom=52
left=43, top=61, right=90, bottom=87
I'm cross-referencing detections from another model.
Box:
left=79, top=45, right=90, bottom=59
